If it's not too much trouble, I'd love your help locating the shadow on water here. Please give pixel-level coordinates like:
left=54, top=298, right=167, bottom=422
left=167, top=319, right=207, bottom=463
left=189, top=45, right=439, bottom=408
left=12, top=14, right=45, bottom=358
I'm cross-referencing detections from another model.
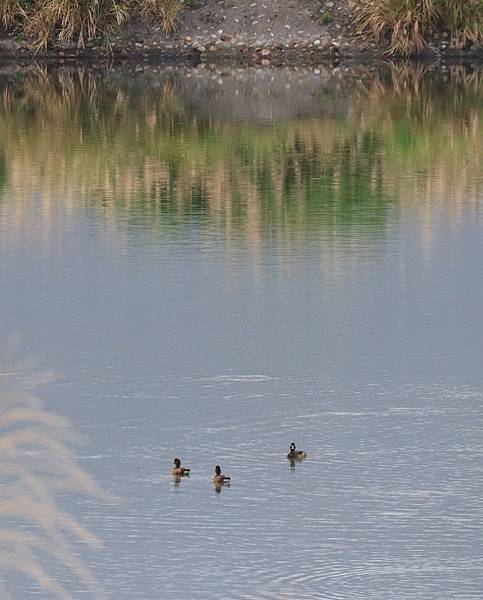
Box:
left=0, top=339, right=107, bottom=599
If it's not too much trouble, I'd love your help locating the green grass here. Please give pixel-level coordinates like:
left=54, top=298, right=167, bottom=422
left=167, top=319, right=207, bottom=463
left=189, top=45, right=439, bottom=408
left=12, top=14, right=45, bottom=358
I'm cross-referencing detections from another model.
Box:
left=352, top=0, right=483, bottom=55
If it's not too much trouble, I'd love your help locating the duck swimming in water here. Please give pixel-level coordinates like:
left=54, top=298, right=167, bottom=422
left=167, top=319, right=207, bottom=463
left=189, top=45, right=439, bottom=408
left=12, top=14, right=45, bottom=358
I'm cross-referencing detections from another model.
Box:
left=287, top=442, right=307, bottom=461
left=213, top=465, right=231, bottom=485
left=172, top=458, right=190, bottom=476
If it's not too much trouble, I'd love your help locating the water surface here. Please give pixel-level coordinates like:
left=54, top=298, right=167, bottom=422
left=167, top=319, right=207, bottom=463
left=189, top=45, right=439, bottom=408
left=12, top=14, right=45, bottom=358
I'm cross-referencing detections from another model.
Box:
left=0, top=64, right=482, bottom=599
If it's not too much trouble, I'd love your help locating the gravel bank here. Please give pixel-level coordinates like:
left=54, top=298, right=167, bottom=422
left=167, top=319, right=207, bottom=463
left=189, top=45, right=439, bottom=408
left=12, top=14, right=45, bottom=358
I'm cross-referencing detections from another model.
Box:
left=0, top=0, right=482, bottom=66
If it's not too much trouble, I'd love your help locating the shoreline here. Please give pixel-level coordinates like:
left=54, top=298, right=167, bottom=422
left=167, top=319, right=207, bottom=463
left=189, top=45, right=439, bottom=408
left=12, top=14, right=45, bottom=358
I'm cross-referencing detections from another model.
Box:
left=1, top=0, right=482, bottom=69
left=2, top=41, right=483, bottom=69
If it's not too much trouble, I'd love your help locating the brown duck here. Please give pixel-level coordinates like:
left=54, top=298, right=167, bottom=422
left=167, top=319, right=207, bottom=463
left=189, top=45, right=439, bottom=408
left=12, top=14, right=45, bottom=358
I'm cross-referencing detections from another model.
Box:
left=172, top=457, right=190, bottom=476
left=287, top=442, right=307, bottom=460
left=213, top=465, right=231, bottom=484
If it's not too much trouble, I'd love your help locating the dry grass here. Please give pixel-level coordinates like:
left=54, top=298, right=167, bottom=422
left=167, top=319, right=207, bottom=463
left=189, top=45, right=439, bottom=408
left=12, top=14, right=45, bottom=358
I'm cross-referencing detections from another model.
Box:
left=353, top=0, right=483, bottom=55
left=138, top=0, right=184, bottom=34
left=1, top=0, right=183, bottom=48
left=0, top=0, right=28, bottom=29
left=0, top=339, right=108, bottom=598
left=24, top=0, right=131, bottom=49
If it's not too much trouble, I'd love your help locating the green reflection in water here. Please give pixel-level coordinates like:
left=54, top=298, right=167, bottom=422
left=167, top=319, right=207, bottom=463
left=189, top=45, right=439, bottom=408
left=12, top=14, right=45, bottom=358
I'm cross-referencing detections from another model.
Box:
left=0, top=65, right=481, bottom=246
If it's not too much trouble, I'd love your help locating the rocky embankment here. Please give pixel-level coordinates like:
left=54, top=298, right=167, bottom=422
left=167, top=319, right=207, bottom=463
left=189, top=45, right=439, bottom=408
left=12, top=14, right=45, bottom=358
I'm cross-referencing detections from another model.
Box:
left=0, top=0, right=482, bottom=65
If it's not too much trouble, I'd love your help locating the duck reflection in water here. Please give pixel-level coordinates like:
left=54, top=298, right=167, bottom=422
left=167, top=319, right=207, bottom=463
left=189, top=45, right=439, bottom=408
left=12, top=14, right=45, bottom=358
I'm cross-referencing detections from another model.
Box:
left=173, top=473, right=191, bottom=488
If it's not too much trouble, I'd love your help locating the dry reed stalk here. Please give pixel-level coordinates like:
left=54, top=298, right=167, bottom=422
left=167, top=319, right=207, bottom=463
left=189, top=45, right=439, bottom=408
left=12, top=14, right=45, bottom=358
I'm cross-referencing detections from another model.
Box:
left=0, top=340, right=109, bottom=598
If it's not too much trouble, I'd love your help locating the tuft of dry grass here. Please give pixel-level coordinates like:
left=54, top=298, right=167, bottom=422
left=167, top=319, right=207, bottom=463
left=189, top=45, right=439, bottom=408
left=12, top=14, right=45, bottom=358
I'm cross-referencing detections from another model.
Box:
left=24, top=0, right=131, bottom=49
left=353, top=0, right=483, bottom=55
left=138, top=0, right=184, bottom=34
left=445, top=0, right=483, bottom=48
left=0, top=0, right=28, bottom=29
left=1, top=0, right=183, bottom=48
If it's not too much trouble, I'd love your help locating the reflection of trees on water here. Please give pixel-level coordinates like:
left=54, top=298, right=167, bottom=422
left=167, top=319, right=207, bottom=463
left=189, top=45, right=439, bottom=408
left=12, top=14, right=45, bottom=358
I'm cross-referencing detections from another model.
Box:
left=0, top=64, right=481, bottom=251
left=0, top=341, right=106, bottom=599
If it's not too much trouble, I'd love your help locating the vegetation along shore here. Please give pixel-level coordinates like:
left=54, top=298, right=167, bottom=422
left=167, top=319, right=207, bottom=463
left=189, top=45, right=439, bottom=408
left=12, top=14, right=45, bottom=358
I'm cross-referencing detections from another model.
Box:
left=0, top=0, right=482, bottom=65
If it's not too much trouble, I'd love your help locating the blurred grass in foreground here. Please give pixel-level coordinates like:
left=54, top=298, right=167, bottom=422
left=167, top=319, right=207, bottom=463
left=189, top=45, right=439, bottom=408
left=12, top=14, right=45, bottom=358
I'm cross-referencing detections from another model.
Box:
left=0, top=339, right=107, bottom=599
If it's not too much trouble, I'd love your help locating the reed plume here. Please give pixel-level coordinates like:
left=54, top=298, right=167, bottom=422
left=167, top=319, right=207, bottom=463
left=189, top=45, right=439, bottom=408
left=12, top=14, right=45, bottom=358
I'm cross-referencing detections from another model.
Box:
left=0, top=340, right=107, bottom=599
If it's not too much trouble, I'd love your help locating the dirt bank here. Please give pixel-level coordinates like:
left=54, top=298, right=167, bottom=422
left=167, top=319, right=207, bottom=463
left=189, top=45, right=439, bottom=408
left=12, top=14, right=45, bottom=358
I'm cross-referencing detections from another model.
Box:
left=1, top=0, right=482, bottom=66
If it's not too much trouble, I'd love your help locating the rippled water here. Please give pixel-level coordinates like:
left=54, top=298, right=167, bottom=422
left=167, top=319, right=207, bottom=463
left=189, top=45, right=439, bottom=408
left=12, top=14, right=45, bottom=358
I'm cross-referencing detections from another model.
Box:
left=0, top=64, right=482, bottom=599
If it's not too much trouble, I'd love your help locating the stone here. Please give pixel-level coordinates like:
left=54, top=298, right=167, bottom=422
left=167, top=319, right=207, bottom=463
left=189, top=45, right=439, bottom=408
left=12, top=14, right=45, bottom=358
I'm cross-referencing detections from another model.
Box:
left=261, top=48, right=270, bottom=56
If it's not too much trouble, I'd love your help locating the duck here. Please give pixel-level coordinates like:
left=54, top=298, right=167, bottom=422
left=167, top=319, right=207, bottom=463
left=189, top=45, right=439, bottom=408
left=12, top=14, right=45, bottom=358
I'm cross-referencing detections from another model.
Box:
left=213, top=465, right=231, bottom=485
left=287, top=442, right=307, bottom=460
left=172, top=457, right=190, bottom=476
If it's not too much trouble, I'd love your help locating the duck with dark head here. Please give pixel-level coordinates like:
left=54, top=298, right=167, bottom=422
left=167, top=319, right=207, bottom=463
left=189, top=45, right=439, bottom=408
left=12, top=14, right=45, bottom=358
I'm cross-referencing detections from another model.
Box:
left=287, top=442, right=307, bottom=461
left=172, top=457, right=190, bottom=477
left=213, top=465, right=231, bottom=485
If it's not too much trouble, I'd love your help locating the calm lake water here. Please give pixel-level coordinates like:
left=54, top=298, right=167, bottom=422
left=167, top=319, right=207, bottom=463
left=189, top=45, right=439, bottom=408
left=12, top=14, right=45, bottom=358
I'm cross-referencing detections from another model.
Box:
left=1, top=64, right=483, bottom=599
